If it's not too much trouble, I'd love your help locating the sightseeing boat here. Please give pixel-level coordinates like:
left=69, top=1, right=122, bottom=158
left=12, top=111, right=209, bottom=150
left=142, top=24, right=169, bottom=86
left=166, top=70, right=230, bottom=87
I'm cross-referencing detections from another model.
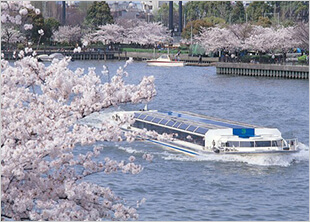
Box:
left=146, top=55, right=186, bottom=67
left=111, top=109, right=299, bottom=156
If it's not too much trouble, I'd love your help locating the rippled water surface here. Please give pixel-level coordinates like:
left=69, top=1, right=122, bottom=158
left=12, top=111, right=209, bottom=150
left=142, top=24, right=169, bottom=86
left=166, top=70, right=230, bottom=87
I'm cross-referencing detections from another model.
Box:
left=68, top=60, right=308, bottom=221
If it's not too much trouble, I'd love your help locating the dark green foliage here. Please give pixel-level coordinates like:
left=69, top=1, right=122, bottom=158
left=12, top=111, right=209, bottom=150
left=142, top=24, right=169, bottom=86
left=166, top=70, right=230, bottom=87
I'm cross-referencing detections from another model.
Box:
left=231, top=1, right=246, bottom=24
left=181, top=19, right=213, bottom=39
left=85, top=1, right=114, bottom=29
left=184, top=1, right=232, bottom=23
left=181, top=16, right=225, bottom=39
left=245, top=2, right=273, bottom=23
left=44, top=17, right=60, bottom=43
left=183, top=1, right=308, bottom=25
left=278, top=1, right=309, bottom=23
left=256, top=16, right=272, bottom=27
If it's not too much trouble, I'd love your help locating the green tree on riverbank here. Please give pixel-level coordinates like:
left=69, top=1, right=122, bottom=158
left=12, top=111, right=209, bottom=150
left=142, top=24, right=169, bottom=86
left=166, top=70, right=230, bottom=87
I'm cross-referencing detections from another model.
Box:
left=85, top=1, right=113, bottom=29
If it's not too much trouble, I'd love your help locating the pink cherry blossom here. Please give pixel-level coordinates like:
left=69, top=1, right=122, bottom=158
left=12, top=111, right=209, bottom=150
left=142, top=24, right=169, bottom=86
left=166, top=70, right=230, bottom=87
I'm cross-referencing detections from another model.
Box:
left=2, top=46, right=155, bottom=221
left=52, top=25, right=82, bottom=44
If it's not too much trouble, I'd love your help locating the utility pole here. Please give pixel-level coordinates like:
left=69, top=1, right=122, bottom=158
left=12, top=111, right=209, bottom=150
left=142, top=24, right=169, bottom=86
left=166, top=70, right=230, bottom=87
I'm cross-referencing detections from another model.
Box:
left=169, top=1, right=173, bottom=36
left=178, top=1, right=182, bottom=36
left=62, top=1, right=66, bottom=25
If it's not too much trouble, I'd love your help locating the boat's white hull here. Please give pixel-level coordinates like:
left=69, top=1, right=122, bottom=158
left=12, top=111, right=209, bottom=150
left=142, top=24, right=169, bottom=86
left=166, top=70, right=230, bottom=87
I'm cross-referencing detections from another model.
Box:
left=143, top=138, right=299, bottom=156
left=37, top=53, right=64, bottom=62
left=147, top=61, right=185, bottom=67
left=37, top=55, right=52, bottom=62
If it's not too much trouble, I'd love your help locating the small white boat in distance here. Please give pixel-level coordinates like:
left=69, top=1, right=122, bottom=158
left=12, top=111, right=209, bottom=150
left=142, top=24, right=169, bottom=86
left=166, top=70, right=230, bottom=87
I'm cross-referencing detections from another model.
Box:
left=37, top=53, right=64, bottom=62
left=111, top=110, right=299, bottom=156
left=147, top=55, right=186, bottom=67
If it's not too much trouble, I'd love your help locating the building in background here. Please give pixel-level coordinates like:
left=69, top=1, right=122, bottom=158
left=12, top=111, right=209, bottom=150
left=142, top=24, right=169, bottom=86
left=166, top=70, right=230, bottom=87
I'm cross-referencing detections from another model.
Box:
left=31, top=1, right=93, bottom=26
left=108, top=1, right=154, bottom=22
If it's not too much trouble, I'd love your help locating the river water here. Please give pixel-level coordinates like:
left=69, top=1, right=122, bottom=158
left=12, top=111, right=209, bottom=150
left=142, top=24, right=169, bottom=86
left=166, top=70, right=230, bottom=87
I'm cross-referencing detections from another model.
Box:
left=67, top=60, right=308, bottom=221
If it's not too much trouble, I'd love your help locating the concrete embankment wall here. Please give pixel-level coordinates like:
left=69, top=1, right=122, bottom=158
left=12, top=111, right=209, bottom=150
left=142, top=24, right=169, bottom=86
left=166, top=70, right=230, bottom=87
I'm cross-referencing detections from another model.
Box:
left=216, top=62, right=309, bottom=79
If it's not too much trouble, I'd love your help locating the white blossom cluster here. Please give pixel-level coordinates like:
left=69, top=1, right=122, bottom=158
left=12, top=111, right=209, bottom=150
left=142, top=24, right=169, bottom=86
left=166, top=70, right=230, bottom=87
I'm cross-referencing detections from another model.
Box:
left=1, top=26, right=26, bottom=45
left=81, top=20, right=172, bottom=46
left=52, top=25, right=82, bottom=44
left=1, top=1, right=40, bottom=50
left=1, top=52, right=157, bottom=220
left=195, top=24, right=307, bottom=53
left=1, top=1, right=35, bottom=24
left=1, top=4, right=157, bottom=217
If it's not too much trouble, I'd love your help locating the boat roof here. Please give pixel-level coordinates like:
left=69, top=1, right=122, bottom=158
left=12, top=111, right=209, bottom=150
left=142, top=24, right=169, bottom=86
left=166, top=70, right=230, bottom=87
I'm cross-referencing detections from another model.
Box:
left=133, top=110, right=261, bottom=136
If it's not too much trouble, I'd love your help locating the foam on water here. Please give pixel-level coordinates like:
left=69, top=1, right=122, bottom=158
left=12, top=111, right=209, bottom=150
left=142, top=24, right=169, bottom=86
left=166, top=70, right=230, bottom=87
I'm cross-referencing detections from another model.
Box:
left=162, top=142, right=309, bottom=167
left=116, top=146, right=147, bottom=155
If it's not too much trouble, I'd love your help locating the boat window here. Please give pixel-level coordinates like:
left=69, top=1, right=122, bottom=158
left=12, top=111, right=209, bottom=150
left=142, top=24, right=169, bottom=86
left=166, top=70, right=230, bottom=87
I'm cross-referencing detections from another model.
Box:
left=187, top=125, right=197, bottom=132
left=195, top=127, right=208, bottom=135
left=173, top=122, right=181, bottom=128
left=145, top=116, right=154, bottom=121
left=272, top=140, right=283, bottom=147
left=255, top=141, right=271, bottom=147
left=134, top=113, right=140, bottom=118
left=240, top=141, right=255, bottom=147
left=138, top=114, right=147, bottom=120
left=226, top=141, right=240, bottom=147
left=166, top=120, right=175, bottom=127
left=178, top=123, right=189, bottom=130
left=151, top=117, right=161, bottom=123
left=159, top=119, right=168, bottom=125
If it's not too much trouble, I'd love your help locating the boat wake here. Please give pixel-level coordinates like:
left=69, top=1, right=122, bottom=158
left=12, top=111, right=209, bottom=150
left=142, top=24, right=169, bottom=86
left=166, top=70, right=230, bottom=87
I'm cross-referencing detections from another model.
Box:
left=114, top=143, right=308, bottom=167
left=162, top=142, right=309, bottom=167
left=116, top=145, right=147, bottom=155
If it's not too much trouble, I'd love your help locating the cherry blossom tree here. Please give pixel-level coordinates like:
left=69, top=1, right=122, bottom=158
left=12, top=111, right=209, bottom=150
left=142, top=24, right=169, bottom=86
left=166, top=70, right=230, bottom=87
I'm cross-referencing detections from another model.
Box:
left=293, top=22, right=309, bottom=51
left=244, top=26, right=299, bottom=56
left=52, top=25, right=82, bottom=45
left=84, top=20, right=172, bottom=47
left=1, top=25, right=25, bottom=50
left=81, top=32, right=94, bottom=47
left=227, top=23, right=254, bottom=45
left=1, top=54, right=158, bottom=221
left=126, top=21, right=172, bottom=46
left=1, top=1, right=36, bottom=50
left=195, top=26, right=239, bottom=53
left=115, top=18, right=141, bottom=30
left=195, top=24, right=304, bottom=58
left=243, top=26, right=274, bottom=52
left=92, top=24, right=125, bottom=45
left=2, top=2, right=159, bottom=221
